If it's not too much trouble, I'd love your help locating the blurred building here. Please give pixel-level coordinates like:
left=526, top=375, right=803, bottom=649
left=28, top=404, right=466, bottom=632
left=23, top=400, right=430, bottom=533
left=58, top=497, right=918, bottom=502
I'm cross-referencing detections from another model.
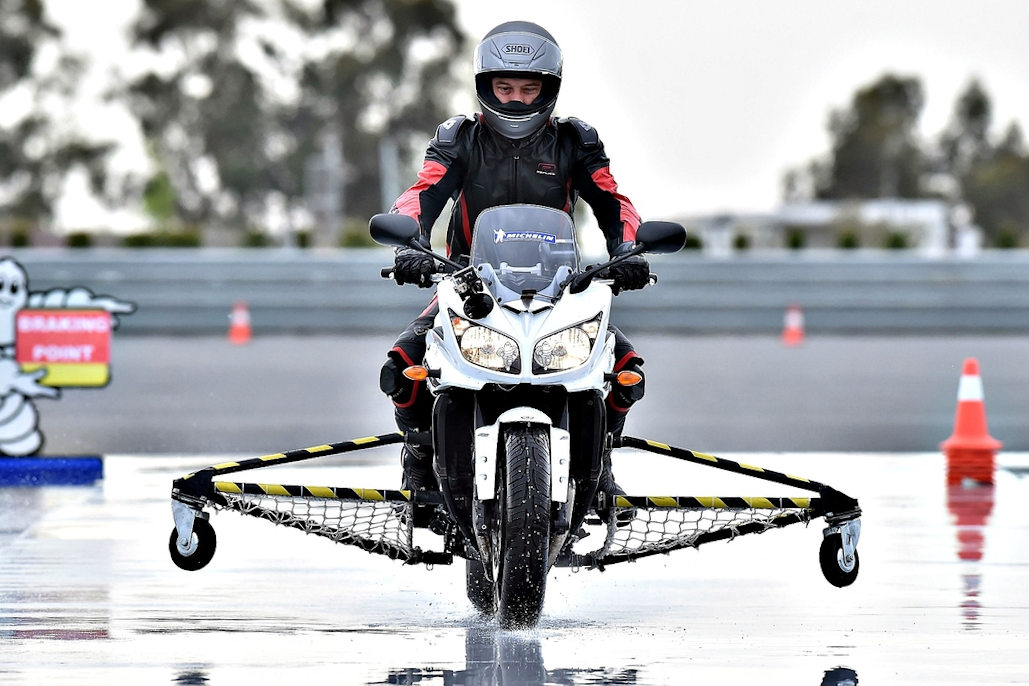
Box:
left=685, top=199, right=956, bottom=256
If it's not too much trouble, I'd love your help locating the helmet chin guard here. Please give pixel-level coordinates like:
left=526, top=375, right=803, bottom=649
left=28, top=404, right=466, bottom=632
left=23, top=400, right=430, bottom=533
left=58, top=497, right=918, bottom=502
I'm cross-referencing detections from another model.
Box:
left=474, top=21, right=562, bottom=140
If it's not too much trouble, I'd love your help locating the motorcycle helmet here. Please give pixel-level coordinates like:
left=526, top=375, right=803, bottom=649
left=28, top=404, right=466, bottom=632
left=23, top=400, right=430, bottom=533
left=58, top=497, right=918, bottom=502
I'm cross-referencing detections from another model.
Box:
left=474, top=21, right=562, bottom=140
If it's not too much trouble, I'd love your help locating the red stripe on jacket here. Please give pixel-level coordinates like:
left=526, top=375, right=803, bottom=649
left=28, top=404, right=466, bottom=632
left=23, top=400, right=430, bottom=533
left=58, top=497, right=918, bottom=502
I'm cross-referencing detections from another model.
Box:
left=393, top=160, right=448, bottom=226
left=390, top=346, right=420, bottom=409
left=607, top=350, right=641, bottom=412
left=590, top=166, right=641, bottom=243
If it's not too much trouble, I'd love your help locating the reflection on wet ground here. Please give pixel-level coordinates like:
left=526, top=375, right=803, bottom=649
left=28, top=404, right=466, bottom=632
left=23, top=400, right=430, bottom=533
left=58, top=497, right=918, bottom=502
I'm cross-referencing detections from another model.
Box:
left=380, top=627, right=639, bottom=685
left=377, top=630, right=862, bottom=685
left=947, top=480, right=994, bottom=630
left=0, top=453, right=1027, bottom=684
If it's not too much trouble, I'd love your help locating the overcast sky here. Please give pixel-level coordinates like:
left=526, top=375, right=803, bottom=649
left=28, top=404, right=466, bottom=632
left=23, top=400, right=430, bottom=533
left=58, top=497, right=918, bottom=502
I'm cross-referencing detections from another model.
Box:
left=455, top=1, right=1029, bottom=220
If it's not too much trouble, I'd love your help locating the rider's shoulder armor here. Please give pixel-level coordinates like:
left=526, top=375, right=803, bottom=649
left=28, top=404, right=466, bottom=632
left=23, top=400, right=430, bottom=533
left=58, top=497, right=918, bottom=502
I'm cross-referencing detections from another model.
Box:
left=557, top=116, right=600, bottom=148
left=432, top=115, right=472, bottom=146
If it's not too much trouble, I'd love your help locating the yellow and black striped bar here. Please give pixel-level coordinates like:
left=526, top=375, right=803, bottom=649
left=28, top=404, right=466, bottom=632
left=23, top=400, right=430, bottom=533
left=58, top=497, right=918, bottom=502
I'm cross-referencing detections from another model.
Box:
left=172, top=432, right=407, bottom=504
left=613, top=495, right=815, bottom=510
left=618, top=436, right=859, bottom=516
left=213, top=481, right=445, bottom=505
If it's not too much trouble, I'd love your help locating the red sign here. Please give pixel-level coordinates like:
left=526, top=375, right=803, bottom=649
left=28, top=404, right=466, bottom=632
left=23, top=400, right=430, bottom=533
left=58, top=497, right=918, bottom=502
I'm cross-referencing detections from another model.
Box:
left=16, top=309, right=112, bottom=387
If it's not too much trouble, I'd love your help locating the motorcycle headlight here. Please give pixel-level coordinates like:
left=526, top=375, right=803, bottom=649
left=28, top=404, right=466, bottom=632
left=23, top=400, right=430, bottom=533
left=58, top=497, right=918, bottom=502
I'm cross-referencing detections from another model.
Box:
left=533, top=315, right=603, bottom=373
left=450, top=311, right=520, bottom=373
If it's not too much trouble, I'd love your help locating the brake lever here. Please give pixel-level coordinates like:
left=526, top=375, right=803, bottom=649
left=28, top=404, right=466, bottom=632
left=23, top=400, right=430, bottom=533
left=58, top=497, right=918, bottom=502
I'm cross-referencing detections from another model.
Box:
left=566, top=265, right=597, bottom=294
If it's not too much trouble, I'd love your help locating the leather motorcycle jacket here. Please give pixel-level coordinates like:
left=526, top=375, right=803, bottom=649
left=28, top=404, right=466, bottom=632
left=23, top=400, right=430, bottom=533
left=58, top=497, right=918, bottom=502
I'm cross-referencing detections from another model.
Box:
left=391, top=114, right=641, bottom=259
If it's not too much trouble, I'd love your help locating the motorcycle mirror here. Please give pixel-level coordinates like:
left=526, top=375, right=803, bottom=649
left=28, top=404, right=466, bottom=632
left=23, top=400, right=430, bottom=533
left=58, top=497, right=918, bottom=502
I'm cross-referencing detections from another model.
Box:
left=463, top=292, right=494, bottom=320
left=636, top=221, right=687, bottom=254
left=369, top=213, right=421, bottom=248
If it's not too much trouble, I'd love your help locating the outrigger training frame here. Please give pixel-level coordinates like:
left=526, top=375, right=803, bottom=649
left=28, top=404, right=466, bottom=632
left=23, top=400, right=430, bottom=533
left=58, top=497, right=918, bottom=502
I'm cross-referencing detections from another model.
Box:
left=170, top=432, right=861, bottom=573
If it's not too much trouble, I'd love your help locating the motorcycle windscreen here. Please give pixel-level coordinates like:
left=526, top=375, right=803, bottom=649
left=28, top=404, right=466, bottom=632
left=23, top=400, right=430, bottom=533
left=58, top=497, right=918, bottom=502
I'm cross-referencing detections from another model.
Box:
left=469, top=204, right=579, bottom=298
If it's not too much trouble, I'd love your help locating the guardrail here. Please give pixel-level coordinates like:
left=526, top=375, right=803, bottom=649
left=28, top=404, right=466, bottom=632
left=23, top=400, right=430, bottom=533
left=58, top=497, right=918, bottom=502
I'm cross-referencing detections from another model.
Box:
left=9, top=248, right=1029, bottom=334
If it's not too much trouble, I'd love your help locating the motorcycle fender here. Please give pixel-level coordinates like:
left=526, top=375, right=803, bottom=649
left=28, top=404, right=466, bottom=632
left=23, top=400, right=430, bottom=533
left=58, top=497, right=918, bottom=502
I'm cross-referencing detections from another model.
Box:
left=473, top=407, right=571, bottom=504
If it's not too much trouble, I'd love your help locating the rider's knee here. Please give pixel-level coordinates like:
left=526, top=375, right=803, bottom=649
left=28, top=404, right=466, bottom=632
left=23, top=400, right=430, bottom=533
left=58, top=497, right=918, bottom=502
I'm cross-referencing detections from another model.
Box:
left=609, top=363, right=645, bottom=410
left=379, top=354, right=409, bottom=399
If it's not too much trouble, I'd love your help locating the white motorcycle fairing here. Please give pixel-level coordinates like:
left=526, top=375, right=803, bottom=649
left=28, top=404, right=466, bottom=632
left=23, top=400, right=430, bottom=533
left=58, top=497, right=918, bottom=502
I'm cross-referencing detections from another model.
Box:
left=419, top=204, right=620, bottom=512
left=424, top=276, right=617, bottom=394
left=424, top=277, right=614, bottom=505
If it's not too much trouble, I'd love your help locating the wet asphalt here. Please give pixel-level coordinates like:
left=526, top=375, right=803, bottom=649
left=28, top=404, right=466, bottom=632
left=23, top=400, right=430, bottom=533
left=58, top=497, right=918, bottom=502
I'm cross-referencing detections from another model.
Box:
left=1, top=450, right=1027, bottom=684
left=1, top=334, right=1027, bottom=683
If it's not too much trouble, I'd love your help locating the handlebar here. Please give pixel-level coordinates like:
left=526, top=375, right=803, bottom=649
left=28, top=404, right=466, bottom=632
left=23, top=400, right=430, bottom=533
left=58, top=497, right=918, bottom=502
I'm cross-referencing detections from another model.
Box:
left=379, top=266, right=444, bottom=283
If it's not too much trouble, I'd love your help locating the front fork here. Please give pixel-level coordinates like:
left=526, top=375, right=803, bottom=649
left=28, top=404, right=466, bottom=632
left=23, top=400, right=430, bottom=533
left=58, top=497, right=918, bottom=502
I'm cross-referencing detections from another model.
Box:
left=469, top=407, right=573, bottom=575
left=823, top=517, right=861, bottom=571
left=171, top=499, right=209, bottom=555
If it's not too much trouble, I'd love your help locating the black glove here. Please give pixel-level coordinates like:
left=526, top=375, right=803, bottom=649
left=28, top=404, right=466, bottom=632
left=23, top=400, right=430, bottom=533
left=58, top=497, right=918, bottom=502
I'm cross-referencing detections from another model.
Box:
left=393, top=237, right=435, bottom=287
left=605, top=242, right=650, bottom=293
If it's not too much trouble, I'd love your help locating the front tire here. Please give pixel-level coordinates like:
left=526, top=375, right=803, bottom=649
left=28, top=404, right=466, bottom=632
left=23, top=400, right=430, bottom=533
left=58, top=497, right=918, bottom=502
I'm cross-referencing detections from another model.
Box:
left=496, top=425, right=552, bottom=629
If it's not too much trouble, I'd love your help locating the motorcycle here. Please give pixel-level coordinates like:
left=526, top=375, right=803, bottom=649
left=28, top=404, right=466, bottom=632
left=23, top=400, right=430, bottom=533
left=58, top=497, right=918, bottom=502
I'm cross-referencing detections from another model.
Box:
left=371, top=204, right=686, bottom=627
left=168, top=204, right=862, bottom=630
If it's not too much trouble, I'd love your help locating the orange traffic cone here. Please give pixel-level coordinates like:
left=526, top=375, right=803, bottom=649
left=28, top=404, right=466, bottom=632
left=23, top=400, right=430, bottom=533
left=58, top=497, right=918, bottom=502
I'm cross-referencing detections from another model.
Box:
left=228, top=301, right=252, bottom=345
left=782, top=305, right=805, bottom=346
left=940, top=358, right=1001, bottom=485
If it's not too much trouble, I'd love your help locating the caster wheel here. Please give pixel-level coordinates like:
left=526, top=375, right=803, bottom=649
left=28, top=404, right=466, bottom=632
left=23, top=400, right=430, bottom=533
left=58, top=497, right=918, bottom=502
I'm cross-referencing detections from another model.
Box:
left=169, top=517, right=217, bottom=571
left=819, top=534, right=858, bottom=587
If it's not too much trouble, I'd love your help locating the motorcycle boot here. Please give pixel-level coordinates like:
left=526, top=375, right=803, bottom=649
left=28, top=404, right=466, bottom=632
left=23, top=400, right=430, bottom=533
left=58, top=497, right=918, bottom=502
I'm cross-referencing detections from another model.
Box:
left=602, top=356, right=644, bottom=510
left=597, top=444, right=626, bottom=497
left=596, top=442, right=635, bottom=528
left=601, top=399, right=635, bottom=499
left=380, top=349, right=438, bottom=492
left=401, top=441, right=438, bottom=492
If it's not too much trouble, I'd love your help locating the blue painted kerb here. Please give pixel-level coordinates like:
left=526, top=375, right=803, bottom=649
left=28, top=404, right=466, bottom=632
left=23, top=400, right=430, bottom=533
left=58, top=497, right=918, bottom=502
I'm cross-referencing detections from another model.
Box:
left=0, top=457, right=104, bottom=486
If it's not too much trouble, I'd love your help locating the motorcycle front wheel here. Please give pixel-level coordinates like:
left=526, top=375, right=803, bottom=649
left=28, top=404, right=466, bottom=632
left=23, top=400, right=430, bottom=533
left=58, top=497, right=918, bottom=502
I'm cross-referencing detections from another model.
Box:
left=495, top=424, right=552, bottom=629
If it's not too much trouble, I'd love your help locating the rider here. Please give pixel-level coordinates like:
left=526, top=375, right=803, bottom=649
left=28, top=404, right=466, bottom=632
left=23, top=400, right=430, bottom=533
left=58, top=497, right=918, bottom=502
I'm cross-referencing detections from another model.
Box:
left=379, top=20, right=649, bottom=493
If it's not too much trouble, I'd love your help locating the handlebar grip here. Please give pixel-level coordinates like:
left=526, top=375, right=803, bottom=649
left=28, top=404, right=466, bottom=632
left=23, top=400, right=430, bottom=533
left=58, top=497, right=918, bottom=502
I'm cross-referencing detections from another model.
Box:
left=380, top=267, right=394, bottom=279
left=610, top=273, right=657, bottom=296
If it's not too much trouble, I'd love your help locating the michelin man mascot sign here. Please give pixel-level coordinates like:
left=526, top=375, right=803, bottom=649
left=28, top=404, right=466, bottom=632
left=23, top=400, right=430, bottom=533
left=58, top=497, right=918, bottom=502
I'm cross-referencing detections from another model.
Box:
left=0, top=257, right=134, bottom=457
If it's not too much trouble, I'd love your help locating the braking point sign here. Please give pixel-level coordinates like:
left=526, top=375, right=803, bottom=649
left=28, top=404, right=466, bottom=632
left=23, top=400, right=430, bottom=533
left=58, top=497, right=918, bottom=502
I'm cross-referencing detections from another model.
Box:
left=16, top=309, right=112, bottom=387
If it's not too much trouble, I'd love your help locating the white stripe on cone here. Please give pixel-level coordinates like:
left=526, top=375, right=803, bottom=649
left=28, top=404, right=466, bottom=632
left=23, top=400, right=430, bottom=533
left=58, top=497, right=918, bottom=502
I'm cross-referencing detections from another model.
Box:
left=957, top=374, right=984, bottom=402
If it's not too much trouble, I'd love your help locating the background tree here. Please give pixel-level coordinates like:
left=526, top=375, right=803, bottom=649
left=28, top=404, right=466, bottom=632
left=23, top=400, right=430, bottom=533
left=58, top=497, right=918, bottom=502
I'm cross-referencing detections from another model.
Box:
left=0, top=0, right=111, bottom=236
left=939, top=78, right=992, bottom=183
left=127, top=0, right=311, bottom=235
left=816, top=74, right=926, bottom=200
left=962, top=123, right=1029, bottom=247
left=124, top=0, right=466, bottom=244
left=306, top=0, right=466, bottom=227
left=934, top=80, right=1029, bottom=246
